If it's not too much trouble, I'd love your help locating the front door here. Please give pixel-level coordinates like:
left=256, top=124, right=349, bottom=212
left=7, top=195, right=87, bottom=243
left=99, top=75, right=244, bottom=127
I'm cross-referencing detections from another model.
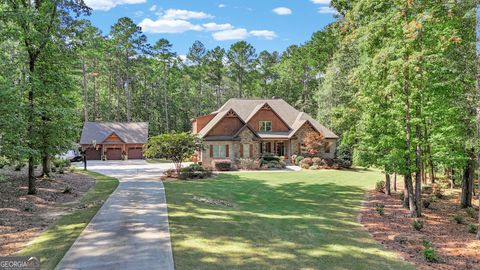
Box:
left=276, top=142, right=285, bottom=156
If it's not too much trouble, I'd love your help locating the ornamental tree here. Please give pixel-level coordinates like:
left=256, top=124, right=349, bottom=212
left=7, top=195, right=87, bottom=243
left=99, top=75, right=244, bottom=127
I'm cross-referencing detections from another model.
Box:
left=303, top=131, right=325, bottom=157
left=143, top=133, right=204, bottom=175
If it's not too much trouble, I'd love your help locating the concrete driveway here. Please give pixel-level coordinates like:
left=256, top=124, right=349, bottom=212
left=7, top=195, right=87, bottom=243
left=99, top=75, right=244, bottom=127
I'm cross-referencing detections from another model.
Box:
left=56, top=160, right=177, bottom=270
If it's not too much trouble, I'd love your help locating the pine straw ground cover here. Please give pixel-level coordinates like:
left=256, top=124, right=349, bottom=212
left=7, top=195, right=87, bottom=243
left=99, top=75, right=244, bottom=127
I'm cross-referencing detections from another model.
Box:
left=0, top=166, right=118, bottom=270
left=360, top=189, right=480, bottom=270
left=0, top=166, right=95, bottom=256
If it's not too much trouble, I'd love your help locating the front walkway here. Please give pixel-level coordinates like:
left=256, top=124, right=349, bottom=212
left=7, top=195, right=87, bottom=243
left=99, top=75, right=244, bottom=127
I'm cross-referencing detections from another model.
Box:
left=56, top=160, right=176, bottom=270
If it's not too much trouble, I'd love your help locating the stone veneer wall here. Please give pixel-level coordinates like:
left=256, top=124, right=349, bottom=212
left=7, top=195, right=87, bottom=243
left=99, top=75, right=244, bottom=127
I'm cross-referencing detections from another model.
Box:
left=290, top=125, right=336, bottom=159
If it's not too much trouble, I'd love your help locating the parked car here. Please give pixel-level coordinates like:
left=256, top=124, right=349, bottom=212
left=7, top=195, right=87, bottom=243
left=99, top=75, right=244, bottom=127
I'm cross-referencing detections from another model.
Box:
left=58, top=150, right=82, bottom=162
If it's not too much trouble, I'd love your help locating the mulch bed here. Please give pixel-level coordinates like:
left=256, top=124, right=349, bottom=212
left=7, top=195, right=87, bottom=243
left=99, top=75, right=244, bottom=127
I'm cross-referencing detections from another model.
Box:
left=360, top=188, right=480, bottom=270
left=0, top=166, right=95, bottom=256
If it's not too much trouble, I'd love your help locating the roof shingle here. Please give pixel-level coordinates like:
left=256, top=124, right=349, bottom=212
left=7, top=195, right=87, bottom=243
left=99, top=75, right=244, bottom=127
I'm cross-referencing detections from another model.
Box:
left=80, top=122, right=148, bottom=145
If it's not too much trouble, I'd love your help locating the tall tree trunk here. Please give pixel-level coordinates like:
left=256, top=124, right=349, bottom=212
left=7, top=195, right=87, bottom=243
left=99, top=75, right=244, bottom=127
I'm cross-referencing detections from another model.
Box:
left=403, top=175, right=409, bottom=208
left=461, top=150, right=475, bottom=208
left=429, top=160, right=435, bottom=184
left=475, top=1, right=480, bottom=240
left=403, top=64, right=416, bottom=217
left=82, top=59, right=88, bottom=122
left=393, top=173, right=397, bottom=192
left=92, top=59, right=97, bottom=121
left=125, top=51, right=131, bottom=122
left=108, top=71, right=113, bottom=121
left=385, top=173, right=391, bottom=196
left=163, top=63, right=169, bottom=132
left=27, top=58, right=36, bottom=194
left=414, top=125, right=422, bottom=217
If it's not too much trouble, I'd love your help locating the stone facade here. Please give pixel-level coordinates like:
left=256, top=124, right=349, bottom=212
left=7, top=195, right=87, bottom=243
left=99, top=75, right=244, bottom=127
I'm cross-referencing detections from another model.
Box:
left=290, top=124, right=336, bottom=159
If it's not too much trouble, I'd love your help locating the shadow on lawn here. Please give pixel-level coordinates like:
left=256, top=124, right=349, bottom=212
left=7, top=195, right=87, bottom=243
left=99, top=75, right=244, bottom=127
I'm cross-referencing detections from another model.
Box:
left=164, top=173, right=414, bottom=270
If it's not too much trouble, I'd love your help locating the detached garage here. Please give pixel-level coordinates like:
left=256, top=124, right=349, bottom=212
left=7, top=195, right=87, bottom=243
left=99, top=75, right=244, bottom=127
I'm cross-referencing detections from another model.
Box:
left=80, top=122, right=148, bottom=160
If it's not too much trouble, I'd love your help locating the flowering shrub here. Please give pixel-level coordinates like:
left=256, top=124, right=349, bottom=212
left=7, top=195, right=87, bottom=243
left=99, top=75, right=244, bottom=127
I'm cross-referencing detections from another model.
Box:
left=212, top=159, right=232, bottom=171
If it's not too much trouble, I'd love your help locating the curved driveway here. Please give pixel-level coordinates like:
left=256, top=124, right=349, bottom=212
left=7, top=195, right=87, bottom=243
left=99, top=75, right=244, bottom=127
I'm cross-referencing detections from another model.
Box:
left=56, top=160, right=176, bottom=270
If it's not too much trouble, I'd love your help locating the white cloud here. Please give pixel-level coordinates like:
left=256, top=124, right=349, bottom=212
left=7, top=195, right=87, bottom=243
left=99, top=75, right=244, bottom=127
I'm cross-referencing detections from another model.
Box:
left=162, top=9, right=214, bottom=20
left=218, top=4, right=226, bottom=8
left=250, top=30, right=277, bottom=40
left=310, top=0, right=330, bottom=4
left=212, top=28, right=249, bottom=41
left=139, top=18, right=203, bottom=33
left=202, top=22, right=234, bottom=31
left=212, top=28, right=277, bottom=41
left=272, top=7, right=292, bottom=15
left=149, top=5, right=156, bottom=11
left=317, top=6, right=337, bottom=14
left=84, top=0, right=146, bottom=11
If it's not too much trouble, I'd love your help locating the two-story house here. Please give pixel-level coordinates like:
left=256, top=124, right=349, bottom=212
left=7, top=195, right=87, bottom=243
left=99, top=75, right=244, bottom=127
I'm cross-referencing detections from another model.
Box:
left=192, top=98, right=338, bottom=166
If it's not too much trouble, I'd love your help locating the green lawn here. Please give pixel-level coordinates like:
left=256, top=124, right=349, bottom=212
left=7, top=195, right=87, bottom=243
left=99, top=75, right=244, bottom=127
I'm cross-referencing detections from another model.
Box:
left=164, top=169, right=414, bottom=270
left=19, top=171, right=119, bottom=270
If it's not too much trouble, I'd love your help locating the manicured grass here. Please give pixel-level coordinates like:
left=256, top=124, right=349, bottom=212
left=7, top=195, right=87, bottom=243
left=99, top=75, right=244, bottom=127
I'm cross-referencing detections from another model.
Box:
left=164, top=169, right=414, bottom=270
left=18, top=171, right=119, bottom=270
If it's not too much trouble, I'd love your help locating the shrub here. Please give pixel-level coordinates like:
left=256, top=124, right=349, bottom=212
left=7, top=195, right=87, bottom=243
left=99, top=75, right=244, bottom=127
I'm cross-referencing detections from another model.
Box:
left=300, top=157, right=313, bottom=166
left=291, top=154, right=297, bottom=164
left=375, top=180, right=385, bottom=193
left=325, top=158, right=335, bottom=167
left=212, top=159, right=232, bottom=171
left=422, top=198, right=432, bottom=209
left=312, top=157, right=323, bottom=166
left=300, top=163, right=310, bottom=169
left=237, top=158, right=259, bottom=170
left=181, top=164, right=204, bottom=172
left=465, top=207, right=476, bottom=219
left=52, top=159, right=71, bottom=169
left=261, top=161, right=285, bottom=169
left=375, top=203, right=385, bottom=216
left=261, top=153, right=280, bottom=162
left=467, top=224, right=477, bottom=234
left=0, top=175, right=7, bottom=183
left=422, top=241, right=439, bottom=263
left=164, top=169, right=177, bottom=178
left=180, top=169, right=212, bottom=180
left=0, top=156, right=9, bottom=169
left=453, top=214, right=464, bottom=224
left=412, top=219, right=424, bottom=231
left=295, top=155, right=305, bottom=165
left=309, top=165, right=319, bottom=170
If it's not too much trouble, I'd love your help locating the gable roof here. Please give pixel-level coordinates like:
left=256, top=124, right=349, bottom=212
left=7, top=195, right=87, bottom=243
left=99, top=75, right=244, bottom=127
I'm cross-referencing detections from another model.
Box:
left=198, top=109, right=244, bottom=137
left=198, top=99, right=338, bottom=139
left=80, top=122, right=148, bottom=145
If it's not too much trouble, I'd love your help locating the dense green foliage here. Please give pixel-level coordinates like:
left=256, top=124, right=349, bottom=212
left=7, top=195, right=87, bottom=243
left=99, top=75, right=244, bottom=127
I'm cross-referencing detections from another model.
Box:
left=144, top=133, right=204, bottom=173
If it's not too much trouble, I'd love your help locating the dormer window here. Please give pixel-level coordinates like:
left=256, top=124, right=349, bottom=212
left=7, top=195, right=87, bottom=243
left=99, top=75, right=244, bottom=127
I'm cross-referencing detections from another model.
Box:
left=259, top=121, right=272, bottom=132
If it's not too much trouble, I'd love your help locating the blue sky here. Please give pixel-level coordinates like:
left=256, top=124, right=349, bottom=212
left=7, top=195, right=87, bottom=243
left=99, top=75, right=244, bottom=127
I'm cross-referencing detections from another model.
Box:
left=85, top=0, right=337, bottom=55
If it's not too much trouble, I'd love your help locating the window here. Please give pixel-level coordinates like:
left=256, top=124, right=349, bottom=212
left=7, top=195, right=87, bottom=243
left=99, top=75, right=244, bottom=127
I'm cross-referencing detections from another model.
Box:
left=243, top=144, right=250, bottom=158
left=260, top=142, right=272, bottom=153
left=324, top=142, right=331, bottom=153
left=259, top=121, right=272, bottom=132
left=213, top=145, right=226, bottom=158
